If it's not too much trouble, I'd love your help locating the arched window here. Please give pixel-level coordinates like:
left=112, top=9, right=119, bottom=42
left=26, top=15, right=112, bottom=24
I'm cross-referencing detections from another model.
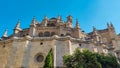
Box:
left=39, top=32, right=43, bottom=37
left=51, top=32, right=56, bottom=36
left=66, top=33, right=71, bottom=36
left=60, top=34, right=64, bottom=36
left=47, top=23, right=55, bottom=27
left=44, top=31, right=50, bottom=37
left=47, top=24, right=50, bottom=26
left=51, top=23, right=55, bottom=26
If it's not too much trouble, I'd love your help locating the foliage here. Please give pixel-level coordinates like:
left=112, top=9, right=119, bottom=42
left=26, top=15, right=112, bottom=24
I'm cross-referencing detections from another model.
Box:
left=95, top=53, right=120, bottom=68
left=63, top=48, right=120, bottom=68
left=44, top=48, right=53, bottom=68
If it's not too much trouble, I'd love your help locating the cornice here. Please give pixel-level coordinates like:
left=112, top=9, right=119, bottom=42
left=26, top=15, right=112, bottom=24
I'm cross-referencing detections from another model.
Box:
left=0, top=35, right=84, bottom=43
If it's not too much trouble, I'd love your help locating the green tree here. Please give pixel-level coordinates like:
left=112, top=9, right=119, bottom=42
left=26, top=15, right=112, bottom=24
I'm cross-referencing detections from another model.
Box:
left=82, top=50, right=102, bottom=68
left=63, top=48, right=120, bottom=68
left=44, top=48, right=53, bottom=68
left=73, top=48, right=84, bottom=68
left=63, top=48, right=101, bottom=68
left=95, top=53, right=120, bottom=68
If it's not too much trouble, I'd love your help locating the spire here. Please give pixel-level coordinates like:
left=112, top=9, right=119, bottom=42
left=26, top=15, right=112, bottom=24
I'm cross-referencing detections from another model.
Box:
left=107, top=22, right=110, bottom=28
left=44, top=16, right=48, bottom=20
left=57, top=15, right=62, bottom=23
left=32, top=16, right=36, bottom=24
left=93, top=26, right=96, bottom=31
left=15, top=19, right=20, bottom=29
left=14, top=19, right=22, bottom=34
left=57, top=15, right=61, bottom=20
left=2, top=29, right=8, bottom=37
left=76, top=19, right=80, bottom=29
left=44, top=16, right=48, bottom=26
left=30, top=16, right=36, bottom=27
left=110, top=22, right=114, bottom=27
left=93, top=26, right=98, bottom=35
left=92, top=26, right=100, bottom=42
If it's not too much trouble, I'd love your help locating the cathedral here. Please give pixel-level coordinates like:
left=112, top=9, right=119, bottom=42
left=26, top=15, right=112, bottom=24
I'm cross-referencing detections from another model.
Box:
left=0, top=15, right=120, bottom=68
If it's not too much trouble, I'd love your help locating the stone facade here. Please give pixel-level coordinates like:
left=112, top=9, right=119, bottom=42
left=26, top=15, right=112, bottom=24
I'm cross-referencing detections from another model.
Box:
left=0, top=15, right=120, bottom=68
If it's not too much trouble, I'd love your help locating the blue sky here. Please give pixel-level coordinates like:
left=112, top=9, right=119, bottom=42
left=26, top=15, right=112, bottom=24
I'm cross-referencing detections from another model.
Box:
left=0, top=0, right=120, bottom=37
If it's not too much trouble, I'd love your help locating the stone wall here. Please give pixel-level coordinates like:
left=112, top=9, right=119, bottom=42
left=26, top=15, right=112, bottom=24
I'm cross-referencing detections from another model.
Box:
left=0, top=40, right=12, bottom=68
left=0, top=35, right=119, bottom=68
left=6, top=39, right=27, bottom=68
left=55, top=40, right=70, bottom=67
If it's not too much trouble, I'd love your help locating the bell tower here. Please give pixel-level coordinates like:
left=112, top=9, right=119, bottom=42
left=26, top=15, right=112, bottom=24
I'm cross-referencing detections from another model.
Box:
left=67, top=15, right=72, bottom=23
left=66, top=15, right=72, bottom=28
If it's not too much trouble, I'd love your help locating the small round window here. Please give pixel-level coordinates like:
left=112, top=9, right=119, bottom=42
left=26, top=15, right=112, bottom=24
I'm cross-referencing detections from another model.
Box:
left=40, top=42, right=43, bottom=45
left=35, top=54, right=44, bottom=63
